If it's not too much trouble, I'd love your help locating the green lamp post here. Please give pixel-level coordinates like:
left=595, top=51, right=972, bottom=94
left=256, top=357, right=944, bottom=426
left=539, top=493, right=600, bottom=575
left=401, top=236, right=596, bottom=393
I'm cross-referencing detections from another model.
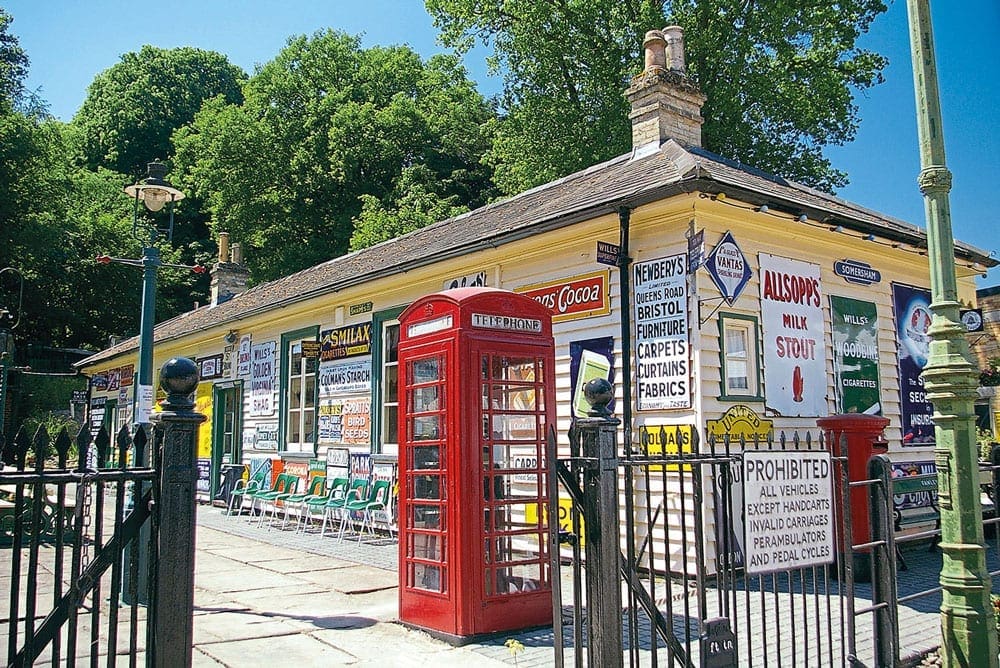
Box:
left=905, top=1, right=998, bottom=664
left=123, top=160, right=186, bottom=428
left=0, top=267, right=24, bottom=435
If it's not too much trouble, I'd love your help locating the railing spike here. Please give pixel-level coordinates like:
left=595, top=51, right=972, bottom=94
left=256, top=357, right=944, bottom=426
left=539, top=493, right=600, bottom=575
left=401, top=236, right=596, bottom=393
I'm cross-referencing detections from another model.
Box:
left=117, top=424, right=133, bottom=468
left=32, top=425, right=50, bottom=471
left=54, top=427, right=73, bottom=467
left=75, top=424, right=92, bottom=471
left=94, top=425, right=110, bottom=468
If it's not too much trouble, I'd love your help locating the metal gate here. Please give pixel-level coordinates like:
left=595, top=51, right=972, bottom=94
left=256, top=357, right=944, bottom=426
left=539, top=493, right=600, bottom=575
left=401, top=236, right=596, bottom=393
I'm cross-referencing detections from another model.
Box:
left=1, top=423, right=157, bottom=667
left=548, top=412, right=888, bottom=667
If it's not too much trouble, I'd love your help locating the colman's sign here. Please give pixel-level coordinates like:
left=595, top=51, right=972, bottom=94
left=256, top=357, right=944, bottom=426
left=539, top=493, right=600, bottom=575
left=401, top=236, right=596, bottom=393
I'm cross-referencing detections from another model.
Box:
left=515, top=271, right=610, bottom=323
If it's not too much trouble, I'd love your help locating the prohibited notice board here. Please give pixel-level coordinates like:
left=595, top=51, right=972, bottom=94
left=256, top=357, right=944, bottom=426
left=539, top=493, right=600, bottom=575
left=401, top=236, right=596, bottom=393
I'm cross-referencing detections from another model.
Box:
left=743, top=450, right=834, bottom=574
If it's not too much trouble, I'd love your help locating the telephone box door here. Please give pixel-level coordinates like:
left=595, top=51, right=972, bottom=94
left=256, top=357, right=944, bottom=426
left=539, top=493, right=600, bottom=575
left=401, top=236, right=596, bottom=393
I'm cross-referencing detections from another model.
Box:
left=397, top=288, right=555, bottom=641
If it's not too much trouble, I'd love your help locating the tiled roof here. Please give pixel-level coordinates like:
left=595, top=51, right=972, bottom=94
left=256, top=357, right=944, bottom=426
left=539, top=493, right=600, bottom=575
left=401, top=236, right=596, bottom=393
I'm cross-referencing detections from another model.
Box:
left=77, top=140, right=995, bottom=368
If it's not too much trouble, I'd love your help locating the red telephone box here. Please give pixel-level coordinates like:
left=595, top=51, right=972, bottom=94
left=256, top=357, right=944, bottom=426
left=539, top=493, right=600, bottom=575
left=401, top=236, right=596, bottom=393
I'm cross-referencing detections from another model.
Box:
left=397, top=288, right=556, bottom=642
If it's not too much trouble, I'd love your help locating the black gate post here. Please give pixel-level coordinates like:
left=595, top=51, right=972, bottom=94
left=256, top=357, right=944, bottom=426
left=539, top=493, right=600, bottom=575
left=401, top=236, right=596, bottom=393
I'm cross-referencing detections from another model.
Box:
left=149, top=358, right=205, bottom=667
left=577, top=378, right=623, bottom=665
left=868, top=454, right=899, bottom=667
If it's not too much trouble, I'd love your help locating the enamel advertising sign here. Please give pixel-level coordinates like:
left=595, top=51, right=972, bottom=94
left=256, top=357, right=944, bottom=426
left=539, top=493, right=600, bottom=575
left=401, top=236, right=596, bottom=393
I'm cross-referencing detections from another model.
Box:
left=759, top=254, right=827, bottom=417
left=705, top=231, right=752, bottom=304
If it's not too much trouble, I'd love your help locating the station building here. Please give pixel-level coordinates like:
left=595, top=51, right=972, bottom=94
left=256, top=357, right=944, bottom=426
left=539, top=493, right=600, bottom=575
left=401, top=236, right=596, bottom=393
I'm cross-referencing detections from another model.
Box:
left=77, top=29, right=995, bottom=560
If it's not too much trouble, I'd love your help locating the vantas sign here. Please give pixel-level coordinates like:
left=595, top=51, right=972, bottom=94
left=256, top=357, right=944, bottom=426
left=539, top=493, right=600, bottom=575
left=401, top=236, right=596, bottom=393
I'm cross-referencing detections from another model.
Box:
left=759, top=254, right=827, bottom=417
left=515, top=271, right=610, bottom=322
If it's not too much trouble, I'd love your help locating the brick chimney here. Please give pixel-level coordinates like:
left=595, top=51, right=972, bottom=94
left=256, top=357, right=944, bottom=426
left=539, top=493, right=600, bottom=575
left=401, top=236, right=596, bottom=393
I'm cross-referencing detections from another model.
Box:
left=210, top=231, right=250, bottom=306
left=625, top=26, right=707, bottom=151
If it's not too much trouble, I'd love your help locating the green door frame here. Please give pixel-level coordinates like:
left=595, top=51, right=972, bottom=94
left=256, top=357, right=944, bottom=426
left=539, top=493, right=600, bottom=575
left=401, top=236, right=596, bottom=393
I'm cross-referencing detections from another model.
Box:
left=210, top=381, right=243, bottom=500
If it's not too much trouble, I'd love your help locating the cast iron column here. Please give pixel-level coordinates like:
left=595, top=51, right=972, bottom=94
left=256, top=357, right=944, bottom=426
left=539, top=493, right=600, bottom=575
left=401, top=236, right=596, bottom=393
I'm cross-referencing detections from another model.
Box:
left=905, top=2, right=997, bottom=664
left=149, top=357, right=205, bottom=667
left=577, top=378, right=623, bottom=665
left=135, top=240, right=161, bottom=427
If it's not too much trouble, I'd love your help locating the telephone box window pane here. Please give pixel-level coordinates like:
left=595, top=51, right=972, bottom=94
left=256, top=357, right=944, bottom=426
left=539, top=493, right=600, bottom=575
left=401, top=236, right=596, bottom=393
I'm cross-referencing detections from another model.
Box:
left=410, top=504, right=444, bottom=530
left=408, top=533, right=444, bottom=561
left=503, top=387, right=537, bottom=411
left=412, top=446, right=441, bottom=470
left=411, top=385, right=441, bottom=413
left=412, top=473, right=443, bottom=500
left=410, top=564, right=445, bottom=593
left=411, top=415, right=441, bottom=441
left=411, top=358, right=441, bottom=383
left=491, top=357, right=536, bottom=381
left=491, top=415, right=538, bottom=441
left=493, top=562, right=544, bottom=595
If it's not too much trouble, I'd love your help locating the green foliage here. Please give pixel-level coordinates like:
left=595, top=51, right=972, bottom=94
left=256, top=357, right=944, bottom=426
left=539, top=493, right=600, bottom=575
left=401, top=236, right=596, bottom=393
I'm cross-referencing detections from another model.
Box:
left=174, top=31, right=496, bottom=282
left=72, top=45, right=246, bottom=178
left=427, top=0, right=888, bottom=195
left=0, top=8, right=28, bottom=109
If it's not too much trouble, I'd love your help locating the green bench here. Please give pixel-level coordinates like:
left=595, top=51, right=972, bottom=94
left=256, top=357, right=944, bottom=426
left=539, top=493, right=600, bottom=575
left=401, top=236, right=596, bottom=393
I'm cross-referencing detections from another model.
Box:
left=890, top=471, right=997, bottom=570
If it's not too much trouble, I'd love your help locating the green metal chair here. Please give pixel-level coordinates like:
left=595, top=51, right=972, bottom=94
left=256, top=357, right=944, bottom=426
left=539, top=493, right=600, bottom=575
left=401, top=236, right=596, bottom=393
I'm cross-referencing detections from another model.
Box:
left=280, top=475, right=326, bottom=529
left=321, top=478, right=368, bottom=538
left=255, top=474, right=300, bottom=527
left=337, top=479, right=392, bottom=543
left=225, top=467, right=266, bottom=515
left=246, top=473, right=288, bottom=521
left=299, top=477, right=348, bottom=533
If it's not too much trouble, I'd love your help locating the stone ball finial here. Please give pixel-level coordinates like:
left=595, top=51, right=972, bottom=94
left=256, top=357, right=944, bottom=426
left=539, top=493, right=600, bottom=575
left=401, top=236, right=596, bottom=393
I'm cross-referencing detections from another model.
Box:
left=583, top=377, right=614, bottom=417
left=642, top=30, right=666, bottom=72
left=158, top=357, right=199, bottom=409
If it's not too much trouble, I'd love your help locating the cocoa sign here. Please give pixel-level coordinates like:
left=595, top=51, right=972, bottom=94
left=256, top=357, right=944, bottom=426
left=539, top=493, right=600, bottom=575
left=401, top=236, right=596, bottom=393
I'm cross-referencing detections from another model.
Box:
left=515, top=271, right=610, bottom=323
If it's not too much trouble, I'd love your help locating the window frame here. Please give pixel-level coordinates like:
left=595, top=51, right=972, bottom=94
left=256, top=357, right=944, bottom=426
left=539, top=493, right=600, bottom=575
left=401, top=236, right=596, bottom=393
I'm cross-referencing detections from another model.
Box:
left=717, top=313, right=764, bottom=402
left=371, top=305, right=407, bottom=455
left=279, top=325, right=319, bottom=453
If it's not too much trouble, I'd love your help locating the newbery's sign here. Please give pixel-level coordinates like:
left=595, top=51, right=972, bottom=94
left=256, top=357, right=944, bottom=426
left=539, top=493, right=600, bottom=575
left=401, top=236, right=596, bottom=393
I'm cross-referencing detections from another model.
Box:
left=515, top=271, right=610, bottom=323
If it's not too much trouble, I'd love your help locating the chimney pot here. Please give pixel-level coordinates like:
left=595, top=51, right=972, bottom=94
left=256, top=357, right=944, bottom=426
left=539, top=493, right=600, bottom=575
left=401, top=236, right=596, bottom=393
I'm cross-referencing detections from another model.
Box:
left=218, top=232, right=230, bottom=263
left=231, top=243, right=243, bottom=266
left=643, top=30, right=666, bottom=72
left=663, top=25, right=686, bottom=72
left=626, top=25, right=705, bottom=150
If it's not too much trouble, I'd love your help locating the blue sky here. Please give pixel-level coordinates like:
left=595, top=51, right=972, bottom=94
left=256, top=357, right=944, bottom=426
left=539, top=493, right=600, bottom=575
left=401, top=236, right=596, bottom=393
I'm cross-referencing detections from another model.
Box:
left=6, top=1, right=999, bottom=286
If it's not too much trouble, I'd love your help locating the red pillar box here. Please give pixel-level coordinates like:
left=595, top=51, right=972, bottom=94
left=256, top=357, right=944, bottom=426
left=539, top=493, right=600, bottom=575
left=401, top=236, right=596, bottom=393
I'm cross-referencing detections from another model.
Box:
left=816, top=413, right=889, bottom=579
left=397, top=288, right=556, bottom=643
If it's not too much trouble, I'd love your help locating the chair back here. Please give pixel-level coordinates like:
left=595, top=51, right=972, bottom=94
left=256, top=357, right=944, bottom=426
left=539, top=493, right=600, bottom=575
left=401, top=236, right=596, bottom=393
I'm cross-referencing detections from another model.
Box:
left=278, top=474, right=299, bottom=494
left=325, top=477, right=349, bottom=500
left=306, top=476, right=326, bottom=496
left=346, top=477, right=369, bottom=502
left=367, top=479, right=391, bottom=505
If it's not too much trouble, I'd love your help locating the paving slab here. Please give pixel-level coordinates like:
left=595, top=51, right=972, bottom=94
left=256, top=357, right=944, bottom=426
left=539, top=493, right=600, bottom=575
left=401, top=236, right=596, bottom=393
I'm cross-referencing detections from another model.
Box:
left=196, top=631, right=357, bottom=665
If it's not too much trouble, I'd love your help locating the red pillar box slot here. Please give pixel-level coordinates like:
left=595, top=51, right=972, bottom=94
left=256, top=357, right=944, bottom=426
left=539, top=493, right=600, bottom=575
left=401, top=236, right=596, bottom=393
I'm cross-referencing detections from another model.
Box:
left=397, top=287, right=556, bottom=643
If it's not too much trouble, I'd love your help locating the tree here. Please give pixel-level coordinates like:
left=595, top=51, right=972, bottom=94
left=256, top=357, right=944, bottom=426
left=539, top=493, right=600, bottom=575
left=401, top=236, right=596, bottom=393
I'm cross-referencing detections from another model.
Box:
left=0, top=8, right=28, bottom=110
left=174, top=30, right=496, bottom=282
left=72, top=46, right=246, bottom=178
left=426, top=0, right=887, bottom=194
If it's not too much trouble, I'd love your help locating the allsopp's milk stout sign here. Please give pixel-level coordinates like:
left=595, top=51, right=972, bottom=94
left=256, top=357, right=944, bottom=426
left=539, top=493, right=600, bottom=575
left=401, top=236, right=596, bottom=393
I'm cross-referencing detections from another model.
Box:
left=758, top=254, right=827, bottom=416
left=743, top=451, right=834, bottom=574
left=633, top=253, right=689, bottom=410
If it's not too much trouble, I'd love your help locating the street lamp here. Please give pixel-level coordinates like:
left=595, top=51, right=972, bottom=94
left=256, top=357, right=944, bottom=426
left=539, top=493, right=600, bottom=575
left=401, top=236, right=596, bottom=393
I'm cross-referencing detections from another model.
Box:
left=905, top=1, right=998, bottom=664
left=125, top=160, right=184, bottom=428
left=97, top=161, right=204, bottom=428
